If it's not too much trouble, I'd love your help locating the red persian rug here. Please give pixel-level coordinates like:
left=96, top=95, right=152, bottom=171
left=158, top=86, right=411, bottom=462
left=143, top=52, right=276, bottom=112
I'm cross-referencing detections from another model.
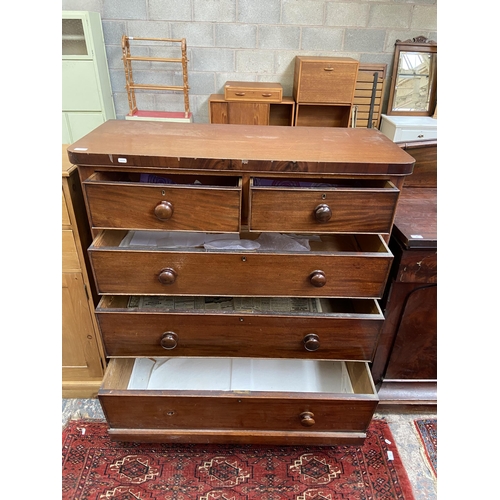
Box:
left=62, top=419, right=415, bottom=500
left=413, top=419, right=437, bottom=480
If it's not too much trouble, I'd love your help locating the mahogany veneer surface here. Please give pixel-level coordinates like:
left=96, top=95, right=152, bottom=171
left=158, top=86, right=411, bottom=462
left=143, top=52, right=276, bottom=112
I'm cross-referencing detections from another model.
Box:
left=68, top=120, right=414, bottom=175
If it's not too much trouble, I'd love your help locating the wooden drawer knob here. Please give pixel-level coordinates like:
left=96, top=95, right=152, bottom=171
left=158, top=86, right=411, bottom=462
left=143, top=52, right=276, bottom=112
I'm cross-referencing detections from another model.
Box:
left=160, top=331, right=178, bottom=350
left=309, top=270, right=326, bottom=287
left=261, top=93, right=272, bottom=97
left=235, top=92, right=245, bottom=96
left=300, top=411, right=315, bottom=427
left=154, top=201, right=173, bottom=220
left=158, top=267, right=177, bottom=285
left=314, top=204, right=332, bottom=222
left=303, top=334, right=320, bottom=351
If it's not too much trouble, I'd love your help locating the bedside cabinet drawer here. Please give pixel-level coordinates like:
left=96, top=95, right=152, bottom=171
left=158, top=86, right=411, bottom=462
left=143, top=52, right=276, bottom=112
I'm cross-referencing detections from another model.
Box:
left=97, top=296, right=383, bottom=360
left=294, top=57, right=359, bottom=103
left=83, top=173, right=242, bottom=232
left=249, top=178, right=399, bottom=234
left=99, top=358, right=378, bottom=445
left=396, top=128, right=437, bottom=142
left=224, top=81, right=283, bottom=102
left=89, top=231, right=393, bottom=298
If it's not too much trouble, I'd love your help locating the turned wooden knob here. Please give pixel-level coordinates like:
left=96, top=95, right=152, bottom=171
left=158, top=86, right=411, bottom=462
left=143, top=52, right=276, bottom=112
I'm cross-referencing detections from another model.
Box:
left=154, top=201, right=173, bottom=220
left=158, top=268, right=177, bottom=285
left=303, top=334, right=320, bottom=351
left=300, top=411, right=315, bottom=427
left=309, top=270, right=326, bottom=287
left=314, top=204, right=332, bottom=223
left=160, top=331, right=178, bottom=350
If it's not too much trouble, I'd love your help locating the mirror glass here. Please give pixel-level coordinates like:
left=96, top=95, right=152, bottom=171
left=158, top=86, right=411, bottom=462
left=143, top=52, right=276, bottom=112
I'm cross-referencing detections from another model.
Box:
left=387, top=37, right=437, bottom=116
left=392, top=51, right=436, bottom=112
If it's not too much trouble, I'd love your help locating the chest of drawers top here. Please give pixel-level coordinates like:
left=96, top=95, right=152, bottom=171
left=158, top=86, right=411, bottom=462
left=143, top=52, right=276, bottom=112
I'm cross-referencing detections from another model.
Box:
left=67, top=120, right=414, bottom=176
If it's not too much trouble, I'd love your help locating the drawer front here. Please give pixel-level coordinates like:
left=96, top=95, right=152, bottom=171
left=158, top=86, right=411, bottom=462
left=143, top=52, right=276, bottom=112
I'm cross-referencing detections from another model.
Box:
left=99, top=358, right=378, bottom=443
left=84, top=174, right=241, bottom=232
left=395, top=127, right=438, bottom=142
left=62, top=229, right=80, bottom=272
left=225, top=88, right=282, bottom=102
left=97, top=297, right=383, bottom=360
left=296, top=61, right=358, bottom=103
left=89, top=234, right=392, bottom=298
left=249, top=180, right=399, bottom=234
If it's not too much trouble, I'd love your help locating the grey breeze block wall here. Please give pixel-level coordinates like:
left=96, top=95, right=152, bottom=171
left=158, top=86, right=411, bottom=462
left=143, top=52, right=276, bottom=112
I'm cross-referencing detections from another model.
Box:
left=62, top=0, right=437, bottom=124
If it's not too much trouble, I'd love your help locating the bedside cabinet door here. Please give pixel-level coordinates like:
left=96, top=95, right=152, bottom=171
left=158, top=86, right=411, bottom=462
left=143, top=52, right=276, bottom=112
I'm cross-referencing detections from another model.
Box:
left=228, top=102, right=270, bottom=125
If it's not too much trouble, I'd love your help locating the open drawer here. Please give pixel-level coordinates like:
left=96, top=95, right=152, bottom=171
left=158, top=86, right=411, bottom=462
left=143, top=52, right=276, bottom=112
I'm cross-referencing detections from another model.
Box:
left=99, top=357, right=379, bottom=445
left=249, top=177, right=400, bottom=234
left=89, top=231, right=393, bottom=298
left=97, top=296, right=384, bottom=361
left=83, top=172, right=242, bottom=232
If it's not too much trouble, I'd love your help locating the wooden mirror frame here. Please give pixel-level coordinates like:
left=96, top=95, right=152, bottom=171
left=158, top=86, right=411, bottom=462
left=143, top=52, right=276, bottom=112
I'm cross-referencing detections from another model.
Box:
left=387, top=36, right=437, bottom=117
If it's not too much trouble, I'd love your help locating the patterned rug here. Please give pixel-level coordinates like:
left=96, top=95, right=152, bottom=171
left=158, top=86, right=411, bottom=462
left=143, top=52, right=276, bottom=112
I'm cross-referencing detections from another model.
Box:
left=413, top=419, right=437, bottom=480
left=62, top=419, right=415, bottom=500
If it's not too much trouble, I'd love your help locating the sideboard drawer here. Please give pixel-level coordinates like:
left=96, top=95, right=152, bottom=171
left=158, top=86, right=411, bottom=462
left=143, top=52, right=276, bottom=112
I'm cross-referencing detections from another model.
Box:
left=89, top=231, right=393, bottom=298
left=97, top=296, right=383, bottom=360
left=99, top=357, right=378, bottom=445
left=293, top=57, right=359, bottom=104
left=224, top=81, right=283, bottom=102
left=83, top=172, right=242, bottom=232
left=249, top=178, right=399, bottom=234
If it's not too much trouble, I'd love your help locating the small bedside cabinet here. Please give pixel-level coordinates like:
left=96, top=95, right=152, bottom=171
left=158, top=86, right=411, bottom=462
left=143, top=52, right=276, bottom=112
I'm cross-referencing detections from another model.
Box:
left=62, top=145, right=106, bottom=397
left=209, top=82, right=294, bottom=126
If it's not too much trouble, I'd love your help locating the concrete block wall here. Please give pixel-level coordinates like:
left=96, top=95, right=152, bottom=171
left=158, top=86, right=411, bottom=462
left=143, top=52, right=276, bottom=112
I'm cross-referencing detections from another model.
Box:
left=62, top=0, right=437, bottom=124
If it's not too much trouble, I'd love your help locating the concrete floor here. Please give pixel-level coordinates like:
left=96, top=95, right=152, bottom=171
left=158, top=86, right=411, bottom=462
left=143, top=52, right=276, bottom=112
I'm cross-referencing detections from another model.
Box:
left=62, top=399, right=436, bottom=499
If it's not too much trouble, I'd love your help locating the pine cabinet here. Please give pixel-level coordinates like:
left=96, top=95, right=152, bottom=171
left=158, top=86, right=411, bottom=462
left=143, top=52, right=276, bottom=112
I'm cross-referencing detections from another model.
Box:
left=62, top=145, right=106, bottom=397
left=62, top=11, right=115, bottom=143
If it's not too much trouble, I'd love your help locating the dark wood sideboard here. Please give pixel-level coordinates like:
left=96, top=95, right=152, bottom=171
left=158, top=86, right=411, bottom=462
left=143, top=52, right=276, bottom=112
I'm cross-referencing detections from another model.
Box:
left=371, top=140, right=437, bottom=405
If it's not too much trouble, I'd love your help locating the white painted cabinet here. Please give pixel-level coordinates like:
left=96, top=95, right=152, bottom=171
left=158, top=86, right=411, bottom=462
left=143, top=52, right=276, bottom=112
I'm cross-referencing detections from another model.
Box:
left=62, top=11, right=115, bottom=143
left=379, top=115, right=437, bottom=142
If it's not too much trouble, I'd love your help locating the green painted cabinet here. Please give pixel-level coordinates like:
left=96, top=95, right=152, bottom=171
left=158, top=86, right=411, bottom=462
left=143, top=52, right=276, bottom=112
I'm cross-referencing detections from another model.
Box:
left=62, top=11, right=115, bottom=143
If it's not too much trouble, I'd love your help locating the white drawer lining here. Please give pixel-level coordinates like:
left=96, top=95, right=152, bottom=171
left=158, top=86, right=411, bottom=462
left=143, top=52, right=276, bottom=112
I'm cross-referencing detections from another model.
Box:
left=128, top=357, right=354, bottom=394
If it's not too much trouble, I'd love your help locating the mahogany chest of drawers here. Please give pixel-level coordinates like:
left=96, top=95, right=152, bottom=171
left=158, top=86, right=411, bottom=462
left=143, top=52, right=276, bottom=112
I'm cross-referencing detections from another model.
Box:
left=68, top=120, right=414, bottom=445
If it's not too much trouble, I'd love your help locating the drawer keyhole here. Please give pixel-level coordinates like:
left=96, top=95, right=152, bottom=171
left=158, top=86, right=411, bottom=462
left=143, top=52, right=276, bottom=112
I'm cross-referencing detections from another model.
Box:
left=154, top=200, right=174, bottom=220
left=160, top=331, right=178, bottom=350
